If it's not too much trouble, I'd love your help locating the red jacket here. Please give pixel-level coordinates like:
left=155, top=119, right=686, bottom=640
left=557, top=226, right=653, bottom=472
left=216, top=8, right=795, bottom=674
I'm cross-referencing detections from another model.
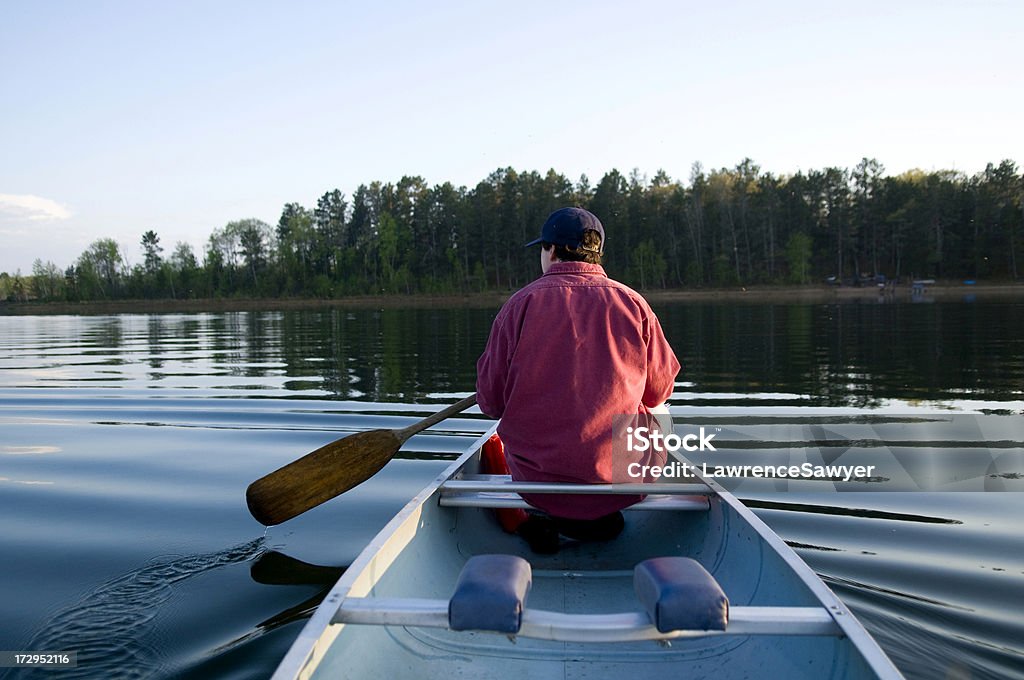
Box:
left=476, top=262, right=680, bottom=519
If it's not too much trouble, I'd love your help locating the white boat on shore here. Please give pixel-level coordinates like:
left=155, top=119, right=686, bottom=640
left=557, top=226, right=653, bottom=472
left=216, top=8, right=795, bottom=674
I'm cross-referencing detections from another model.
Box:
left=271, top=423, right=903, bottom=679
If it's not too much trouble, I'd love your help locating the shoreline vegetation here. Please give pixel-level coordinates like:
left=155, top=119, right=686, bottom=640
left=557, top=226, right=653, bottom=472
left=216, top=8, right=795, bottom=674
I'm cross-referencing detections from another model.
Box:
left=3, top=281, right=1022, bottom=316
left=3, top=160, right=1022, bottom=308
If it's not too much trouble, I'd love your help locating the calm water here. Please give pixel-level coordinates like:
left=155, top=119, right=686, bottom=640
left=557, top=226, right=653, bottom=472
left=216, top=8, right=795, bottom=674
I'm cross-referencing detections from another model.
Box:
left=0, top=301, right=1022, bottom=679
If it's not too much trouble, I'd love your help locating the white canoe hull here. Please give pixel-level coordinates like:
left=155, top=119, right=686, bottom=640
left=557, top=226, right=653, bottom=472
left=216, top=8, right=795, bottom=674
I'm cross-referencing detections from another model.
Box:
left=273, top=424, right=902, bottom=679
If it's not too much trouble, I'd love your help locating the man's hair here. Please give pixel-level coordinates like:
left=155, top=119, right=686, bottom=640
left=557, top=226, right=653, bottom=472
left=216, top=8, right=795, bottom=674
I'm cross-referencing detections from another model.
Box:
left=542, top=229, right=603, bottom=265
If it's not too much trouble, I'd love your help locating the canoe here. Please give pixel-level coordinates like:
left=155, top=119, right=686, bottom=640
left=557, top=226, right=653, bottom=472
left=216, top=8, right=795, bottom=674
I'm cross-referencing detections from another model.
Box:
left=271, top=423, right=903, bottom=679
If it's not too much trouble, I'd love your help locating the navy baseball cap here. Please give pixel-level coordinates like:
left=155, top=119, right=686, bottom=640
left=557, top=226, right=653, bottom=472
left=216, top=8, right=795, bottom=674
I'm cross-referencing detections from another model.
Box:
left=524, top=207, right=605, bottom=254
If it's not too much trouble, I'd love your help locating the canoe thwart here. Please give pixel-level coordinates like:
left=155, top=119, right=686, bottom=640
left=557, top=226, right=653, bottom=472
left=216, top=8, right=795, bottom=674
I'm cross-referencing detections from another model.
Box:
left=444, top=475, right=711, bottom=495
left=439, top=491, right=711, bottom=512
left=332, top=597, right=840, bottom=642
left=332, top=553, right=839, bottom=642
left=449, top=554, right=532, bottom=633
left=634, top=557, right=729, bottom=632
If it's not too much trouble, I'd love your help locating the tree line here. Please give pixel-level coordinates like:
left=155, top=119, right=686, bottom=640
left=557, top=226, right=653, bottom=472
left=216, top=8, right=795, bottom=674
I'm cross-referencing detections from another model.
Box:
left=4, top=158, right=1022, bottom=303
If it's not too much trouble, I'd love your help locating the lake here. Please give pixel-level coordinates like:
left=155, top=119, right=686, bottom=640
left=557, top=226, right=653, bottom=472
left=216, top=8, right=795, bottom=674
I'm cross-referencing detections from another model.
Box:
left=0, top=300, right=1022, bottom=679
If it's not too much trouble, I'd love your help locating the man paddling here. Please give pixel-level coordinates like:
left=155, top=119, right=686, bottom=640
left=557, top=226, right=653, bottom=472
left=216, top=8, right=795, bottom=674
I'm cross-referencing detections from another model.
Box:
left=476, top=207, right=680, bottom=552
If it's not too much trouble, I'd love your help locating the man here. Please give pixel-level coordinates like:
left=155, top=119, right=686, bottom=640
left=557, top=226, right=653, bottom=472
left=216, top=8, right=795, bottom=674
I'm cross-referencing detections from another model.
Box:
left=476, top=207, right=680, bottom=552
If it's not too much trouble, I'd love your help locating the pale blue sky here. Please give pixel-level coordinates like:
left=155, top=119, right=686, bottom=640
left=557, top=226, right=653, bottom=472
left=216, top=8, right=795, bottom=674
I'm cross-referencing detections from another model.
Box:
left=1, top=0, right=1021, bottom=274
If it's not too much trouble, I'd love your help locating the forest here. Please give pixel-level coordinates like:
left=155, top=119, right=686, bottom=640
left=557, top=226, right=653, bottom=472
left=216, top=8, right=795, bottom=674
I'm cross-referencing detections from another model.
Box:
left=4, top=158, right=1022, bottom=302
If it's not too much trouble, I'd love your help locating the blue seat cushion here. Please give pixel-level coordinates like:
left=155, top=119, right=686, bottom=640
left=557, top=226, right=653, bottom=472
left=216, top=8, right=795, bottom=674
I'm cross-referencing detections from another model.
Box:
left=634, top=557, right=729, bottom=632
left=449, top=554, right=532, bottom=633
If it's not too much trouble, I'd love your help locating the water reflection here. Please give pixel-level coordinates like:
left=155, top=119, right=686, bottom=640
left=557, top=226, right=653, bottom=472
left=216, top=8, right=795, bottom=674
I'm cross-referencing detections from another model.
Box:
left=247, top=550, right=347, bottom=634
left=0, top=304, right=1022, bottom=680
left=660, top=301, right=1024, bottom=407
left=1, top=302, right=1023, bottom=405
left=13, top=538, right=267, bottom=680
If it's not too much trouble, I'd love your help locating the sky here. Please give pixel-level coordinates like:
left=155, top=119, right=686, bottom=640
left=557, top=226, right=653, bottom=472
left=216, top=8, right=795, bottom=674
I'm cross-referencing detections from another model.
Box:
left=1, top=0, right=1021, bottom=274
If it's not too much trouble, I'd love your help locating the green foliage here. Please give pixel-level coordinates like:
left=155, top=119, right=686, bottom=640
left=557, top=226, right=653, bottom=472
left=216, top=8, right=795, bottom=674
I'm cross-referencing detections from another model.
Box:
left=631, top=239, right=667, bottom=289
left=141, top=230, right=162, bottom=273
left=8, top=271, right=29, bottom=302
left=311, top=274, right=333, bottom=298
left=15, top=160, right=1024, bottom=304
left=75, top=238, right=123, bottom=299
left=32, top=259, right=65, bottom=300
left=711, top=253, right=736, bottom=286
left=785, top=232, right=813, bottom=284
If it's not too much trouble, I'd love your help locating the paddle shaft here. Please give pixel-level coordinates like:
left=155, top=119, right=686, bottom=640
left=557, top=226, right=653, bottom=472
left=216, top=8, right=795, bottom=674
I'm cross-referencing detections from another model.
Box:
left=246, top=394, right=478, bottom=525
left=395, top=394, right=479, bottom=443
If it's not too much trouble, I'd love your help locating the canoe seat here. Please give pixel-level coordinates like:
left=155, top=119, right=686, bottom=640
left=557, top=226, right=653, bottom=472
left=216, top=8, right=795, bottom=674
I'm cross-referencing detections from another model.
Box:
left=448, top=555, right=532, bottom=634
left=634, top=557, right=729, bottom=632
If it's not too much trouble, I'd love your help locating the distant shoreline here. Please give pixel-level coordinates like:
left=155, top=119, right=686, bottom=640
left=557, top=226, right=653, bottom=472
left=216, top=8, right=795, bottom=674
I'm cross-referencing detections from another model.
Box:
left=2, top=281, right=1022, bottom=316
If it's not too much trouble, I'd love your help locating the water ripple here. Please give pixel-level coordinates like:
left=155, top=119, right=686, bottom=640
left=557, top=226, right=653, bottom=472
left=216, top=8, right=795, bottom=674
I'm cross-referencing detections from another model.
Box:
left=5, top=539, right=267, bottom=680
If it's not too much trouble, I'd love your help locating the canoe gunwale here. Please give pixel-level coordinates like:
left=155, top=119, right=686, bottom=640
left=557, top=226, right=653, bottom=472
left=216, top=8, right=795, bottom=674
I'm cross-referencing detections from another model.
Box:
left=667, top=450, right=904, bottom=678
left=271, top=424, right=501, bottom=680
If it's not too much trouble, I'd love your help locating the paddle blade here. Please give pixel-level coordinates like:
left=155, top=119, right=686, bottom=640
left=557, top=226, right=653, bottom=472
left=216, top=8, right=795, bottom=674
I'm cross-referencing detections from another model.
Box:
left=246, top=428, right=403, bottom=526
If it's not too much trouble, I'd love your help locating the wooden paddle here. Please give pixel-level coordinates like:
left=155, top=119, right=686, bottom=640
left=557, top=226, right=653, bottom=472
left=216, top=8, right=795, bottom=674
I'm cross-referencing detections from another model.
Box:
left=246, top=394, right=478, bottom=526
